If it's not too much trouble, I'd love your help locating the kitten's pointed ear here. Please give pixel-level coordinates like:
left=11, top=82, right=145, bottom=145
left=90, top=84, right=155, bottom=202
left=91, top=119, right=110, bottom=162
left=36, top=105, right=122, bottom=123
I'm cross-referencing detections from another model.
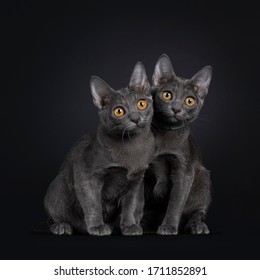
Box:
left=90, top=76, right=113, bottom=109
left=129, top=62, right=150, bottom=96
left=152, top=54, right=175, bottom=87
left=191, top=66, right=212, bottom=98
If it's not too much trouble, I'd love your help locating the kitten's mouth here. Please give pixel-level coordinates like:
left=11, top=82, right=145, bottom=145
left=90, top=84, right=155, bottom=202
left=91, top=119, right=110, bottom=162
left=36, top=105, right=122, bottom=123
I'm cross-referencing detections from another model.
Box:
left=174, top=115, right=185, bottom=121
left=125, top=123, right=138, bottom=132
left=123, top=122, right=147, bottom=133
left=137, top=123, right=146, bottom=128
left=166, top=115, right=182, bottom=123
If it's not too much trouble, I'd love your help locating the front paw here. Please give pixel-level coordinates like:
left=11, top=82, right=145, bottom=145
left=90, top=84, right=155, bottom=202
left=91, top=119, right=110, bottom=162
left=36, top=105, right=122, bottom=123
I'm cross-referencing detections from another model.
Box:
left=121, top=224, right=143, bottom=236
left=88, top=224, right=112, bottom=236
left=185, top=221, right=209, bottom=234
left=157, top=224, right=178, bottom=235
left=50, top=222, right=73, bottom=235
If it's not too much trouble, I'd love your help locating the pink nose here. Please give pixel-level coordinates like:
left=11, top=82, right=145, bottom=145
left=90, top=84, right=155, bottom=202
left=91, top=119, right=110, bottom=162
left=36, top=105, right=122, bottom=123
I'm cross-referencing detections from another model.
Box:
left=172, top=107, right=181, bottom=113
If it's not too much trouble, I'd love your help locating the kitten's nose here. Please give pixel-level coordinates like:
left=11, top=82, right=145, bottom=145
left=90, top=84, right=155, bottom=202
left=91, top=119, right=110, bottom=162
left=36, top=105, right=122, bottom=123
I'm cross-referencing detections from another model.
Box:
left=172, top=107, right=181, bottom=114
left=129, top=112, right=140, bottom=124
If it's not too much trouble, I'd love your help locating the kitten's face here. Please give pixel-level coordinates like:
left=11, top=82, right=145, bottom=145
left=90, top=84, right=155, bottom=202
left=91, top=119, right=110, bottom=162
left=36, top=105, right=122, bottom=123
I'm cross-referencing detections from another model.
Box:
left=153, top=78, right=203, bottom=124
left=152, top=54, right=212, bottom=125
left=90, top=62, right=153, bottom=135
left=99, top=87, right=153, bottom=135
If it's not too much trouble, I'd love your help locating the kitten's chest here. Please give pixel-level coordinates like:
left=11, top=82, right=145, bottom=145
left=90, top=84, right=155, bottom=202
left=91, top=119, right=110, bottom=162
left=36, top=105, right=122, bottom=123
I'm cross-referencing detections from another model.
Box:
left=154, top=129, right=189, bottom=156
left=102, top=167, right=129, bottom=200
left=113, top=139, right=153, bottom=172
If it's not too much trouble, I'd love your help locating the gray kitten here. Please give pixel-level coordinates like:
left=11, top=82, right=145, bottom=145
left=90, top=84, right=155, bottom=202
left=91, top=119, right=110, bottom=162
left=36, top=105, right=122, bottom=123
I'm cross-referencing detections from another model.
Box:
left=144, top=54, right=212, bottom=235
left=44, top=62, right=155, bottom=236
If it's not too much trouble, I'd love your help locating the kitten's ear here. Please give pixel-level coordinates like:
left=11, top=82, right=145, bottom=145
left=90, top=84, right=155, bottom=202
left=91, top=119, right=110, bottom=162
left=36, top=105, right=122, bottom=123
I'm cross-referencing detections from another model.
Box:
left=90, top=76, right=113, bottom=109
left=191, top=66, right=212, bottom=98
left=152, top=54, right=175, bottom=87
left=129, top=62, right=150, bottom=96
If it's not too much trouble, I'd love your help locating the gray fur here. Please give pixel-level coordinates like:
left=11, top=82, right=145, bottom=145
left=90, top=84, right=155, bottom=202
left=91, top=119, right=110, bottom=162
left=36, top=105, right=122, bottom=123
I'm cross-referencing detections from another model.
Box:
left=44, top=62, right=155, bottom=236
left=145, top=54, right=212, bottom=235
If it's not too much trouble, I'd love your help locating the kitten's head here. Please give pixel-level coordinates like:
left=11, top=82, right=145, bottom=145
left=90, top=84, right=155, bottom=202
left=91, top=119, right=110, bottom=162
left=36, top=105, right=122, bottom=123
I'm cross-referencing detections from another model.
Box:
left=90, top=62, right=153, bottom=136
left=152, top=54, right=212, bottom=125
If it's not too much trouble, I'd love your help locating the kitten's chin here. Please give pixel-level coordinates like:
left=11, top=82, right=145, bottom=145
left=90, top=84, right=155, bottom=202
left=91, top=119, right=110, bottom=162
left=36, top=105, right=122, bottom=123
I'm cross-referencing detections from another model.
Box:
left=137, top=122, right=148, bottom=129
left=126, top=126, right=142, bottom=135
left=126, top=122, right=148, bottom=132
left=165, top=116, right=181, bottom=124
left=126, top=125, right=148, bottom=135
left=126, top=123, right=137, bottom=131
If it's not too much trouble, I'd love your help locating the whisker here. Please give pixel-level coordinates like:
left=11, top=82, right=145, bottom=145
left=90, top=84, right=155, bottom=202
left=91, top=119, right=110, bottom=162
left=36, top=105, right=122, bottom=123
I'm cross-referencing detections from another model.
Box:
left=128, top=132, right=132, bottom=142
left=121, top=128, right=126, bottom=143
left=152, top=122, right=160, bottom=129
left=177, top=115, right=186, bottom=121
left=111, top=123, right=126, bottom=131
left=197, top=116, right=214, bottom=124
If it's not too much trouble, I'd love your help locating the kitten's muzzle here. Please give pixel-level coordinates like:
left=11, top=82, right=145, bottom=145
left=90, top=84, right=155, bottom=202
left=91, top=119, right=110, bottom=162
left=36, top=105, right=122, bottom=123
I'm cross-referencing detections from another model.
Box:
left=166, top=114, right=182, bottom=123
left=129, top=112, right=140, bottom=124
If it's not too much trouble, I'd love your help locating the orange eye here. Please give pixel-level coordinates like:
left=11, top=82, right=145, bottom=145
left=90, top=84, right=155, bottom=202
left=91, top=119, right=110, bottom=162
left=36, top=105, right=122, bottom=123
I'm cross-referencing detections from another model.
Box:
left=137, top=99, right=147, bottom=110
left=162, top=91, right=173, bottom=101
left=185, top=97, right=196, bottom=107
left=113, top=107, right=125, bottom=117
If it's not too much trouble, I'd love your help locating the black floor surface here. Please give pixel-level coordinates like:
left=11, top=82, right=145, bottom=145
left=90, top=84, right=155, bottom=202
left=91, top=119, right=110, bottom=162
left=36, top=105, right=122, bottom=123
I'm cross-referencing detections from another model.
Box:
left=1, top=220, right=260, bottom=260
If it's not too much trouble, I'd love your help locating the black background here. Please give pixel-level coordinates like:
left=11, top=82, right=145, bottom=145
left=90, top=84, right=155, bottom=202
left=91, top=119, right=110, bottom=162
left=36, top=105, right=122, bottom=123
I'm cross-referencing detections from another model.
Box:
left=2, top=1, right=260, bottom=259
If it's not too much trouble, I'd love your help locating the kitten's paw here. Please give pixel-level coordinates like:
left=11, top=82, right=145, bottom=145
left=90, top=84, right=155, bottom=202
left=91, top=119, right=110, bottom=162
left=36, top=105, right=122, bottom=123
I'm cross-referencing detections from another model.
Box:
left=185, top=221, right=209, bottom=234
left=88, top=224, right=112, bottom=236
left=50, top=223, right=73, bottom=235
left=157, top=225, right=178, bottom=235
left=121, top=224, right=143, bottom=236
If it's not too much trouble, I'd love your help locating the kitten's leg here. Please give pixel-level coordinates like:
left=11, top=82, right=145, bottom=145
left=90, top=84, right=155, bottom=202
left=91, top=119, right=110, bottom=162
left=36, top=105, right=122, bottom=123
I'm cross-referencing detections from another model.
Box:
left=120, top=174, right=145, bottom=236
left=184, top=210, right=209, bottom=234
left=74, top=173, right=112, bottom=236
left=184, top=167, right=211, bottom=234
left=152, top=158, right=169, bottom=199
left=44, top=172, right=75, bottom=235
left=157, top=164, right=194, bottom=235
